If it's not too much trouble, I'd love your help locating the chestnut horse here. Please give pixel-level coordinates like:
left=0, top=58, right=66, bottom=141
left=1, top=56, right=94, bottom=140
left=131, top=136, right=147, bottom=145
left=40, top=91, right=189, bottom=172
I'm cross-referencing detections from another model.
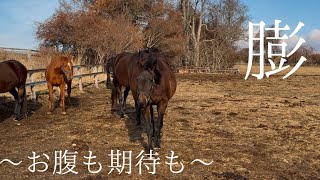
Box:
left=45, top=55, right=73, bottom=115
left=128, top=49, right=177, bottom=150
left=0, top=60, right=27, bottom=120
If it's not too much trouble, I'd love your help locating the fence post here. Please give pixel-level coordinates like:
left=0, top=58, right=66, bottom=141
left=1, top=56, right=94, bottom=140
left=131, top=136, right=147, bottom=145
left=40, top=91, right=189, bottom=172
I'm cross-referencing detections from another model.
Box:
left=93, top=66, right=99, bottom=88
left=29, top=72, right=37, bottom=103
left=27, top=50, right=32, bottom=61
left=77, top=66, right=83, bottom=92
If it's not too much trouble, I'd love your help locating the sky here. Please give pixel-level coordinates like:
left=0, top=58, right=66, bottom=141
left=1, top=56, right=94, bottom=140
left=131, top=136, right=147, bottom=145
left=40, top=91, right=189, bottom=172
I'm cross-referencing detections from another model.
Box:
left=0, top=0, right=320, bottom=51
left=0, top=0, right=59, bottom=49
left=243, top=0, right=320, bottom=51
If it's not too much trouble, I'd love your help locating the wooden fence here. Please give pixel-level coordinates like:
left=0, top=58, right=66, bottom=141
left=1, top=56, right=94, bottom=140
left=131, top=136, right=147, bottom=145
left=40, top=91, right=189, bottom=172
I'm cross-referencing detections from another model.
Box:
left=0, top=47, right=39, bottom=61
left=26, top=64, right=107, bottom=102
left=178, top=67, right=240, bottom=75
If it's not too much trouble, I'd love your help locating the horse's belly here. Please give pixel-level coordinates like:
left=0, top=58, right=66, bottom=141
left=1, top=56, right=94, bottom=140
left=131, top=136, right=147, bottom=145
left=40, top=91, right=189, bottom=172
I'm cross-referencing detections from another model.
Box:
left=0, top=80, right=17, bottom=93
left=0, top=67, right=19, bottom=92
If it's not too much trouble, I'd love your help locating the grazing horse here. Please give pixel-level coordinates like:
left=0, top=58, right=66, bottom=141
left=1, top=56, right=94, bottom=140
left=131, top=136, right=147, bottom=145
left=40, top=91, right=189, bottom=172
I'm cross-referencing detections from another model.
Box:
left=128, top=49, right=177, bottom=150
left=111, top=52, right=132, bottom=118
left=0, top=60, right=27, bottom=120
left=45, top=55, right=73, bottom=115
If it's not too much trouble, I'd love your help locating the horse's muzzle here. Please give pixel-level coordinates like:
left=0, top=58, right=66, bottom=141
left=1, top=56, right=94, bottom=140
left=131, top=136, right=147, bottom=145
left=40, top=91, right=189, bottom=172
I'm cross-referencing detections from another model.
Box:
left=138, top=93, right=148, bottom=108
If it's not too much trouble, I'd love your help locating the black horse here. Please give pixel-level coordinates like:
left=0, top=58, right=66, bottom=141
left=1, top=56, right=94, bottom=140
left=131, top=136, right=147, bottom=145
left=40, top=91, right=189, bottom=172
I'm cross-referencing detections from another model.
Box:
left=0, top=60, right=28, bottom=120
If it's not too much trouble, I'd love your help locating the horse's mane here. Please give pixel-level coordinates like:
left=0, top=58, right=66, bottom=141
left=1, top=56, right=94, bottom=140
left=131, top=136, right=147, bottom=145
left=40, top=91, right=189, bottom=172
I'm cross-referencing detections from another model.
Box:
left=139, top=48, right=172, bottom=68
left=144, top=52, right=175, bottom=84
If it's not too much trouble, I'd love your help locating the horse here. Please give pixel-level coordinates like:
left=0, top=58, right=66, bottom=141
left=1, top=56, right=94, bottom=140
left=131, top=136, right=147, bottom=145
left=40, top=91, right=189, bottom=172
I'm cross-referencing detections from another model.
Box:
left=128, top=48, right=177, bottom=150
left=111, top=52, right=132, bottom=118
left=45, top=55, right=73, bottom=115
left=0, top=60, right=28, bottom=120
left=105, top=56, right=114, bottom=89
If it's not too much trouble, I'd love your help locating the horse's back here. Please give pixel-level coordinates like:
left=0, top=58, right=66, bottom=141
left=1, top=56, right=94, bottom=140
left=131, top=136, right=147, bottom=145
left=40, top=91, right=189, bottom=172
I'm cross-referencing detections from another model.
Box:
left=113, top=52, right=134, bottom=87
left=157, top=58, right=177, bottom=100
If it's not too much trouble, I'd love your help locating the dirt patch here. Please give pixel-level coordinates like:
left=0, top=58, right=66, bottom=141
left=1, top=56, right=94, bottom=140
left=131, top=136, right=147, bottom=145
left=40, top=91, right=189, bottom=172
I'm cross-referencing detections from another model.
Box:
left=0, top=73, right=319, bottom=179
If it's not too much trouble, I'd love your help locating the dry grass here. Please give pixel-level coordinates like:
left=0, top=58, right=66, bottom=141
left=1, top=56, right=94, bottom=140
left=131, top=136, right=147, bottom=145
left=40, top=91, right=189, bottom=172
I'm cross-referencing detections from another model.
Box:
left=235, top=64, right=320, bottom=76
left=0, top=70, right=319, bottom=179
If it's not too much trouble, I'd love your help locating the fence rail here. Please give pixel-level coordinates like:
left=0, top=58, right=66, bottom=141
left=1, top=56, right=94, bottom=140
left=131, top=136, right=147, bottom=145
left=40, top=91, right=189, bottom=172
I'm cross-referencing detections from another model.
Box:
left=0, top=47, right=39, bottom=52
left=26, top=63, right=107, bottom=102
left=178, top=67, right=240, bottom=75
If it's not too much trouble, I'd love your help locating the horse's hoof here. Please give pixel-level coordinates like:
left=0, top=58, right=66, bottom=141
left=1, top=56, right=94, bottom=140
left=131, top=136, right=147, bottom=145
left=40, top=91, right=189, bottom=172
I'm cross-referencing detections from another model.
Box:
left=61, top=111, right=67, bottom=115
left=111, top=108, right=116, bottom=112
left=47, top=112, right=52, bottom=115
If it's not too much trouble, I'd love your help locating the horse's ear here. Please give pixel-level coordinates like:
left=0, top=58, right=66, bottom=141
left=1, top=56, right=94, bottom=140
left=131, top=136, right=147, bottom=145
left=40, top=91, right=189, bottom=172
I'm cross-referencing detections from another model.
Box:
left=138, top=58, right=145, bottom=67
left=151, top=56, right=158, bottom=70
left=153, top=68, right=161, bottom=84
left=138, top=51, right=144, bottom=58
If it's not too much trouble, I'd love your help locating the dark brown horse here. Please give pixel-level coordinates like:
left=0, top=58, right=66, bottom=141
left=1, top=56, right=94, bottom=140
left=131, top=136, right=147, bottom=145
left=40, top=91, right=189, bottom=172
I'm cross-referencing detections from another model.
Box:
left=128, top=49, right=177, bottom=150
left=45, top=55, right=73, bottom=115
left=105, top=56, right=114, bottom=89
left=111, top=52, right=132, bottom=118
left=0, top=60, right=28, bottom=120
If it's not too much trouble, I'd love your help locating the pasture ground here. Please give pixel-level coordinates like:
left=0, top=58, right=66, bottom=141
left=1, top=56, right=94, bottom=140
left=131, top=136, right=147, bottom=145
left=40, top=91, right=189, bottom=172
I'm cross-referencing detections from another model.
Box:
left=0, top=72, right=319, bottom=179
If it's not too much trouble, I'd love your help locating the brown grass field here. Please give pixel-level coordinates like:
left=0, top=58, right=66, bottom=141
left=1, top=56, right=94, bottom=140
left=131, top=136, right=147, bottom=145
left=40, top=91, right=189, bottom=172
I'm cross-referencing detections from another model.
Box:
left=0, top=66, right=320, bottom=179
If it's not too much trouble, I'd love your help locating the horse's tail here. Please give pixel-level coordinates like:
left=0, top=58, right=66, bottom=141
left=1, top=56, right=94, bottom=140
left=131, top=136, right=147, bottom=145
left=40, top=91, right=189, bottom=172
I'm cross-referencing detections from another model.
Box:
left=106, top=68, right=113, bottom=89
left=111, top=80, right=119, bottom=107
left=105, top=57, right=115, bottom=89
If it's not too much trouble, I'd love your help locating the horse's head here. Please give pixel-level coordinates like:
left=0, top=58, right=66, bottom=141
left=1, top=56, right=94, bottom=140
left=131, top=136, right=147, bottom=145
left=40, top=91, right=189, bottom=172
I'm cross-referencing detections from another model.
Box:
left=61, top=61, right=73, bottom=82
left=137, top=52, right=160, bottom=108
left=138, top=49, right=158, bottom=70
left=137, top=70, right=155, bottom=108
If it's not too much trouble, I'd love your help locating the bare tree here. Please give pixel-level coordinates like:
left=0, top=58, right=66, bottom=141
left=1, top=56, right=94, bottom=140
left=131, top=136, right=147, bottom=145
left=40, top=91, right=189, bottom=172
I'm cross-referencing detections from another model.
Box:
left=180, top=0, right=248, bottom=69
left=181, top=0, right=207, bottom=67
left=36, top=0, right=248, bottom=68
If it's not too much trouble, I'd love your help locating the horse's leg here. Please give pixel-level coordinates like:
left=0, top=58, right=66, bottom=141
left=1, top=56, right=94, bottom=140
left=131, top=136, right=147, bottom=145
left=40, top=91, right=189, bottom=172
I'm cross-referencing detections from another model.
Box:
left=111, top=83, right=116, bottom=111
left=21, top=86, right=27, bottom=118
left=120, top=87, right=130, bottom=118
left=106, top=71, right=111, bottom=89
left=144, top=104, right=153, bottom=150
left=132, top=90, right=142, bottom=125
left=123, top=87, right=130, bottom=111
left=9, top=88, right=19, bottom=119
left=60, top=83, right=66, bottom=115
left=117, top=86, right=122, bottom=105
left=154, top=102, right=168, bottom=149
left=17, top=85, right=27, bottom=119
left=47, top=83, right=53, bottom=114
left=150, top=105, right=155, bottom=138
left=111, top=79, right=120, bottom=111
left=135, top=101, right=140, bottom=124
left=67, top=81, right=72, bottom=105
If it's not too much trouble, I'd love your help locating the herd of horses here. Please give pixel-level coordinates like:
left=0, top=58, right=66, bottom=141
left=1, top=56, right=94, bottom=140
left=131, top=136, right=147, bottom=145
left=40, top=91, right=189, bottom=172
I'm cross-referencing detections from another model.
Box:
left=0, top=48, right=176, bottom=150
